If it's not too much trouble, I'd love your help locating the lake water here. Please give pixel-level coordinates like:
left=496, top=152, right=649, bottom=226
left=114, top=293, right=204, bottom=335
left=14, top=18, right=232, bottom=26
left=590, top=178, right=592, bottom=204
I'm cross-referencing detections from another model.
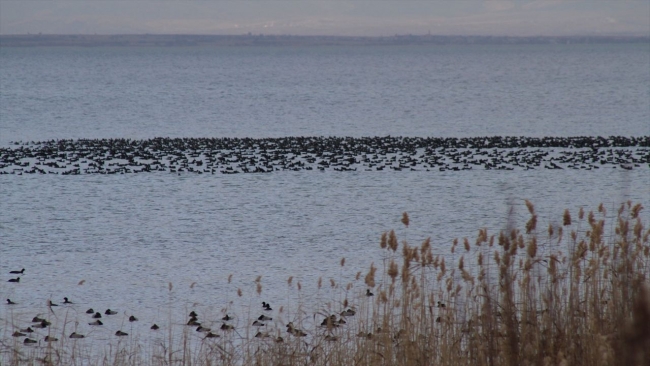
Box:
left=1, top=43, right=649, bottom=349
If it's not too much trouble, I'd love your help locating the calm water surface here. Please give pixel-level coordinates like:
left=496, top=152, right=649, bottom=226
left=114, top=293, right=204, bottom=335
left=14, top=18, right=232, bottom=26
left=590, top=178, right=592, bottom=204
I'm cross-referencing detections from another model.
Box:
left=1, top=44, right=649, bottom=345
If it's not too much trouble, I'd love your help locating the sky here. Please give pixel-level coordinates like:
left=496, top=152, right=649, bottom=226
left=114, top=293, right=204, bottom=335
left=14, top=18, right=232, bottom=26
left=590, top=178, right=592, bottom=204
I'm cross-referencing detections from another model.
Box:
left=1, top=1, right=649, bottom=37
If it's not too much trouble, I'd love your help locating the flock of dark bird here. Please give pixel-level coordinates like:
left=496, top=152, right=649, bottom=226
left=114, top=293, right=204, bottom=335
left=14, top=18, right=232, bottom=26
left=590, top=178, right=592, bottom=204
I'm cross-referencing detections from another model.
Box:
left=5, top=268, right=144, bottom=343
left=5, top=267, right=367, bottom=345
left=0, top=136, right=647, bottom=175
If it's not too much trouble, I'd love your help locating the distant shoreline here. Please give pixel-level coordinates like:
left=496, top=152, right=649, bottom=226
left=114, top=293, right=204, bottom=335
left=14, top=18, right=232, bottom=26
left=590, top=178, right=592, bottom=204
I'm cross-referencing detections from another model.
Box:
left=1, top=34, right=648, bottom=47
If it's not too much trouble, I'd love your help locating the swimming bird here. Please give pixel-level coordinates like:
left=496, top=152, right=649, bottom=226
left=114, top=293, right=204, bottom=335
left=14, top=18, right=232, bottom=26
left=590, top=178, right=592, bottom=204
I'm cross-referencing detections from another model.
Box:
left=7, top=299, right=16, bottom=305
left=262, top=302, right=272, bottom=311
left=33, top=320, right=49, bottom=329
left=23, top=338, right=37, bottom=344
left=32, top=316, right=45, bottom=323
left=196, top=326, right=211, bottom=332
left=93, top=312, right=102, bottom=318
left=129, top=315, right=138, bottom=322
left=63, top=297, right=73, bottom=304
left=286, top=322, right=307, bottom=337
left=255, top=331, right=270, bottom=338
left=12, top=331, right=26, bottom=337
left=189, top=311, right=198, bottom=317
left=204, top=332, right=220, bottom=338
left=151, top=324, right=160, bottom=330
left=258, top=314, right=273, bottom=321
left=220, top=323, right=234, bottom=330
left=437, top=301, right=446, bottom=308
left=222, top=314, right=233, bottom=321
left=252, top=320, right=265, bottom=326
left=366, top=289, right=374, bottom=297
left=187, top=318, right=200, bottom=326
left=105, top=309, right=117, bottom=315
left=341, top=308, right=356, bottom=317
left=44, top=336, right=58, bottom=342
left=8, top=277, right=20, bottom=283
left=115, top=330, right=128, bottom=336
left=88, top=320, right=103, bottom=326
left=20, top=327, right=34, bottom=333
left=9, top=268, right=24, bottom=274
left=86, top=308, right=94, bottom=314
left=69, top=332, right=85, bottom=339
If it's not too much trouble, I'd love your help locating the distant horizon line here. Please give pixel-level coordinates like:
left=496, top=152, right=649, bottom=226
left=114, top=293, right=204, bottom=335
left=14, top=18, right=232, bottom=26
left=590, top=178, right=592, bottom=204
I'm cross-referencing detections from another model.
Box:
left=2, top=33, right=648, bottom=47
left=2, top=33, right=648, bottom=38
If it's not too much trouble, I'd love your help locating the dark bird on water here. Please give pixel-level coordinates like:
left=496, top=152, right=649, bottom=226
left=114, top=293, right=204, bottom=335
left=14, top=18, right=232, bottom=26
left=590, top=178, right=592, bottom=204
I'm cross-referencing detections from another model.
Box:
left=8, top=277, right=20, bottom=283
left=63, top=297, right=73, bottom=304
left=6, top=299, right=16, bottom=305
left=10, top=268, right=24, bottom=274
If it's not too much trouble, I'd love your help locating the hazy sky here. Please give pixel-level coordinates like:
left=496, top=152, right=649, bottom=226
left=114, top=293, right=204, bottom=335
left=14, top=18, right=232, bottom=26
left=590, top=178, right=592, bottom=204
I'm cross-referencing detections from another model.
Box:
left=1, top=1, right=649, bottom=36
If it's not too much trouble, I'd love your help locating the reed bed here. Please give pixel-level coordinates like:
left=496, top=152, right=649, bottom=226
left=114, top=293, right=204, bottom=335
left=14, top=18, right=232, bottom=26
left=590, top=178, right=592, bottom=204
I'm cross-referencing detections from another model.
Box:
left=1, top=201, right=649, bottom=366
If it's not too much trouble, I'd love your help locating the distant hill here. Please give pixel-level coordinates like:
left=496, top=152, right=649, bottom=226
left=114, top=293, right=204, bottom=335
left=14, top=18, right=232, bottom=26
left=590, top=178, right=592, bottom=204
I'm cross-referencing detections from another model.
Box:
left=1, top=34, right=648, bottom=47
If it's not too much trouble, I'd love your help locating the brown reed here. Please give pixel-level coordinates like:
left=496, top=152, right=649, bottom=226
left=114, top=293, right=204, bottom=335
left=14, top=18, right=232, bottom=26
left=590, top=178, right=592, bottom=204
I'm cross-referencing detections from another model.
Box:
left=2, top=202, right=648, bottom=366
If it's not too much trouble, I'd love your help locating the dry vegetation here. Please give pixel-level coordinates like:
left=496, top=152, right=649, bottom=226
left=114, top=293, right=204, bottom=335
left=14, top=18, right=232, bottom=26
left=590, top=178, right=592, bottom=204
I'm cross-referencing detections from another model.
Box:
left=2, top=201, right=649, bottom=366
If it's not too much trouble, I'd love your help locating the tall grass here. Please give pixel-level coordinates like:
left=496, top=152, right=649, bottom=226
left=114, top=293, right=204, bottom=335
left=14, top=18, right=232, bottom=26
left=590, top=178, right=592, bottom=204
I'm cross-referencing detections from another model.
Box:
left=1, top=201, right=648, bottom=365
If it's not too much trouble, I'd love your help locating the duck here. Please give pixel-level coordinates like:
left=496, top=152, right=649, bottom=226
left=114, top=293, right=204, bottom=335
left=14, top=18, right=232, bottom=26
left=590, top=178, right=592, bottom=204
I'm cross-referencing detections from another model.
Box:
left=196, top=326, right=211, bottom=332
left=105, top=309, right=118, bottom=315
left=7, top=277, right=20, bottom=283
left=187, top=318, right=200, bottom=326
left=204, top=332, right=220, bottom=338
left=252, top=320, right=265, bottom=326
left=129, top=315, right=138, bottom=322
left=69, top=332, right=85, bottom=339
left=258, top=314, right=272, bottom=321
left=115, top=330, right=128, bottom=336
left=20, top=327, right=34, bottom=333
left=286, top=322, right=307, bottom=337
left=12, top=331, right=26, bottom=337
left=33, top=320, right=49, bottom=329
left=63, top=297, right=73, bottom=304
left=86, top=308, right=94, bottom=314
left=44, top=336, right=58, bottom=342
left=32, top=316, right=45, bottom=323
left=6, top=299, right=16, bottom=305
left=437, top=301, right=446, bottom=308
left=9, top=268, right=24, bottom=274
left=255, top=331, right=270, bottom=338
left=88, top=320, right=103, bottom=326
left=23, top=338, right=37, bottom=344
left=366, top=289, right=374, bottom=297
left=262, top=302, right=272, bottom=311
left=220, top=323, right=234, bottom=330
left=189, top=311, right=198, bottom=317
left=93, top=312, right=102, bottom=319
left=222, top=314, right=233, bottom=321
left=341, top=308, right=356, bottom=317
left=151, top=324, right=160, bottom=330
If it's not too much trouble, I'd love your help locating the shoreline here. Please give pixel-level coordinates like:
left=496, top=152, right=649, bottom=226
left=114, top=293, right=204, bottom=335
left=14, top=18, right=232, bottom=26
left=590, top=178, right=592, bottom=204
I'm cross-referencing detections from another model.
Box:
left=1, top=34, right=649, bottom=48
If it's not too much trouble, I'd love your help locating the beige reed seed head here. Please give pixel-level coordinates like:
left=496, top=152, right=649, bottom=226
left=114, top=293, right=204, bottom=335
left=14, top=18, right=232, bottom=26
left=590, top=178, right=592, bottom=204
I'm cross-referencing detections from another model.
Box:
left=256, top=283, right=262, bottom=295
left=228, top=274, right=233, bottom=284
left=401, top=212, right=410, bottom=227
left=287, top=276, right=293, bottom=286
left=525, top=199, right=535, bottom=215
left=318, top=277, right=322, bottom=289
left=380, top=232, right=387, bottom=249
left=237, top=288, right=242, bottom=297
left=340, top=257, right=345, bottom=267
left=564, top=209, right=572, bottom=226
left=389, top=230, right=398, bottom=252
